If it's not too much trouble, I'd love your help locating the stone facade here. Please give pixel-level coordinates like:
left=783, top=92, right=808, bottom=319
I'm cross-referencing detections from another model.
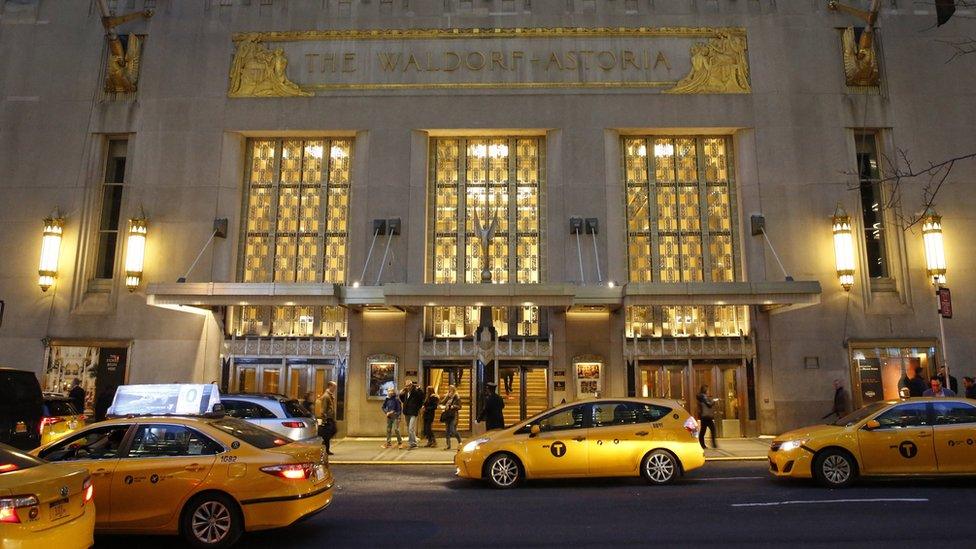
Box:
left=1, top=0, right=974, bottom=436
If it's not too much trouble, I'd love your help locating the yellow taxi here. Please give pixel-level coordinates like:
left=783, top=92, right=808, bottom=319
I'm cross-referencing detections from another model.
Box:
left=455, top=398, right=704, bottom=488
left=769, top=397, right=976, bottom=488
left=32, top=415, right=333, bottom=547
left=0, top=442, right=95, bottom=549
left=39, top=395, right=86, bottom=447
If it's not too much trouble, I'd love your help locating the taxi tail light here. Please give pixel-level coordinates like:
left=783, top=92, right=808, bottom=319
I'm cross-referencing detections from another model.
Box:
left=0, top=495, right=39, bottom=524
left=281, top=421, right=305, bottom=429
left=83, top=478, right=94, bottom=505
left=260, top=463, right=314, bottom=480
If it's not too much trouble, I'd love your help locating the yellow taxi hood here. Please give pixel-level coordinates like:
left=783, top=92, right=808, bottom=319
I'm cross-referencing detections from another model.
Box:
left=775, top=423, right=846, bottom=441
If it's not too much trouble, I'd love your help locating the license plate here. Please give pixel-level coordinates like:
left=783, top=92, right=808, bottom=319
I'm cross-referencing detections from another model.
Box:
left=15, top=423, right=26, bottom=433
left=314, top=464, right=325, bottom=481
left=49, top=499, right=69, bottom=522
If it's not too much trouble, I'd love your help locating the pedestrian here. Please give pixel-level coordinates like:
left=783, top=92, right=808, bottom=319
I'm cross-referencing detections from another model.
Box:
left=697, top=384, right=717, bottom=449
left=937, top=367, right=959, bottom=395
left=922, top=376, right=956, bottom=397
left=440, top=384, right=462, bottom=450
left=477, top=382, right=505, bottom=430
left=898, top=364, right=927, bottom=397
left=399, top=380, right=425, bottom=449
left=422, top=386, right=439, bottom=448
left=302, top=391, right=316, bottom=414
left=318, top=381, right=337, bottom=456
left=503, top=369, right=514, bottom=397
left=382, top=387, right=403, bottom=449
left=964, top=377, right=976, bottom=399
left=68, top=378, right=86, bottom=415
left=821, top=379, right=849, bottom=421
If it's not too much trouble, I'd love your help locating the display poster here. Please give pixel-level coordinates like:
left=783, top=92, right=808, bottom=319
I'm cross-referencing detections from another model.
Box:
left=367, top=357, right=397, bottom=399
left=575, top=361, right=602, bottom=397
left=857, top=358, right=883, bottom=404
left=44, top=346, right=99, bottom=413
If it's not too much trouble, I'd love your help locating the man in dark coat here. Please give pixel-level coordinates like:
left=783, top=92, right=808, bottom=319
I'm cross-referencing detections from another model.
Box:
left=400, top=380, right=426, bottom=449
left=478, top=382, right=505, bottom=430
left=822, top=379, right=849, bottom=421
left=68, top=378, right=86, bottom=415
left=937, top=367, right=959, bottom=394
left=898, top=365, right=927, bottom=397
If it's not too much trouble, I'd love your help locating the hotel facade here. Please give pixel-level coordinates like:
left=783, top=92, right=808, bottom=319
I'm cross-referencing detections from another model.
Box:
left=1, top=0, right=973, bottom=437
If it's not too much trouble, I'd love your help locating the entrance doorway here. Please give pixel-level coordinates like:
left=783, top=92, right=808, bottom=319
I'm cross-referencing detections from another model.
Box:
left=693, top=362, right=743, bottom=438
left=424, top=363, right=472, bottom=432
left=637, top=359, right=746, bottom=437
left=232, top=357, right=337, bottom=400
left=497, top=362, right=549, bottom=427
left=637, top=363, right=687, bottom=410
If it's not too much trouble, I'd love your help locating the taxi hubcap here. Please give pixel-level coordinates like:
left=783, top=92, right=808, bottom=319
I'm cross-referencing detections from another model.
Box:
left=490, top=456, right=519, bottom=486
left=822, top=455, right=851, bottom=484
left=192, top=501, right=232, bottom=543
left=645, top=453, right=675, bottom=482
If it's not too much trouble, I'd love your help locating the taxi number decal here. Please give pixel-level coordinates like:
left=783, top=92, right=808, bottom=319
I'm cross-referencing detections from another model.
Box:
left=898, top=441, right=918, bottom=459
left=947, top=439, right=974, bottom=447
left=652, top=422, right=663, bottom=429
left=221, top=455, right=238, bottom=463
left=550, top=441, right=567, bottom=458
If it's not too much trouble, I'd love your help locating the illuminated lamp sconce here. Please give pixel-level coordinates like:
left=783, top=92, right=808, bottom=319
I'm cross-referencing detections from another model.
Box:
left=125, top=216, right=148, bottom=291
left=831, top=205, right=856, bottom=291
left=38, top=216, right=65, bottom=292
left=921, top=208, right=947, bottom=285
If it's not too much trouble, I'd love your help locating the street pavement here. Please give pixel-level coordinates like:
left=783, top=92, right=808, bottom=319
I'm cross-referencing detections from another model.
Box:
left=96, top=461, right=976, bottom=548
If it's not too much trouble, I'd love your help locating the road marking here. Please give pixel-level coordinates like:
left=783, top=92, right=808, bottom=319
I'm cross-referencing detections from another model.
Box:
left=732, top=498, right=929, bottom=508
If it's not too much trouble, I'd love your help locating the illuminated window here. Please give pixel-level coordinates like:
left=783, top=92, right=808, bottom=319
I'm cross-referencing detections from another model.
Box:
left=427, top=137, right=544, bottom=337
left=93, top=139, right=128, bottom=284
left=623, top=136, right=746, bottom=337
left=855, top=132, right=888, bottom=279
left=234, top=138, right=351, bottom=338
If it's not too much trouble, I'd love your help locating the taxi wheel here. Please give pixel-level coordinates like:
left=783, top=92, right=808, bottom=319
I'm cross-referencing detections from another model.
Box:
left=813, top=449, right=857, bottom=488
left=485, top=453, right=522, bottom=489
left=181, top=492, right=243, bottom=548
left=641, top=450, right=679, bottom=485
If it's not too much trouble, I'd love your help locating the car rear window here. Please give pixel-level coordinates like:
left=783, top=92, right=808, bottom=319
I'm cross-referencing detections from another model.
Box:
left=44, top=400, right=77, bottom=417
left=209, top=418, right=293, bottom=449
left=0, top=371, right=42, bottom=404
left=221, top=400, right=277, bottom=419
left=0, top=445, right=44, bottom=474
left=283, top=400, right=312, bottom=418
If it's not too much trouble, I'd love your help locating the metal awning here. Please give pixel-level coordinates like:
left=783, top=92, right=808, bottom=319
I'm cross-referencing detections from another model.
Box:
left=146, top=282, right=340, bottom=307
left=623, top=281, right=822, bottom=313
left=381, top=283, right=576, bottom=307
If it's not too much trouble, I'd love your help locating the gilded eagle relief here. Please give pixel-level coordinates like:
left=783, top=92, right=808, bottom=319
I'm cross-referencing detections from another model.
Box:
left=106, top=34, right=144, bottom=93
left=665, top=32, right=751, bottom=94
left=841, top=26, right=880, bottom=87
left=228, top=37, right=312, bottom=98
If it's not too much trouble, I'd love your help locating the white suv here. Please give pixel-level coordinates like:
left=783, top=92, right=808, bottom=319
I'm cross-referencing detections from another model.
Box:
left=219, top=394, right=319, bottom=442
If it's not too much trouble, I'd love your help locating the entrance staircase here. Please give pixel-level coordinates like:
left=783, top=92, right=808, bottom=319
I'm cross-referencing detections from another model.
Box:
left=501, top=368, right=549, bottom=427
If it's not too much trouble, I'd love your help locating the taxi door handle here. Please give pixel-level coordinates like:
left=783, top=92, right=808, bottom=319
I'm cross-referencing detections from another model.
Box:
left=918, top=433, right=932, bottom=438
left=184, top=464, right=206, bottom=472
left=635, top=431, right=649, bottom=436
left=92, top=468, right=112, bottom=477
left=573, top=436, right=585, bottom=442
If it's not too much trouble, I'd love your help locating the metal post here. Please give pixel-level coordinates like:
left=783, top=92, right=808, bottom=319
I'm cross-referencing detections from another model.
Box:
left=375, top=231, right=394, bottom=285
left=575, top=228, right=585, bottom=283
left=760, top=227, right=792, bottom=281
left=936, top=284, right=951, bottom=394
left=360, top=226, right=381, bottom=283
left=590, top=231, right=603, bottom=283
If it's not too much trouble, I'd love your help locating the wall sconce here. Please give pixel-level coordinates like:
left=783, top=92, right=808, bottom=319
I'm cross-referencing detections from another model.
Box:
left=832, top=205, right=856, bottom=291
left=38, top=216, right=65, bottom=292
left=125, top=217, right=148, bottom=291
left=921, top=207, right=947, bottom=285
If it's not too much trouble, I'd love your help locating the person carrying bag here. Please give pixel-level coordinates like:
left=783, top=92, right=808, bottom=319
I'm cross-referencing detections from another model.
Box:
left=439, top=384, right=463, bottom=450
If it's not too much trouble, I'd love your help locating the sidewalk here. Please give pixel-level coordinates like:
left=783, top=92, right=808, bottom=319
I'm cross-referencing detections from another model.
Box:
left=328, top=436, right=770, bottom=465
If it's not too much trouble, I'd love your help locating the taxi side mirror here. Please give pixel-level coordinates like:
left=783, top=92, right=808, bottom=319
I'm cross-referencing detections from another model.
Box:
left=529, top=425, right=541, bottom=438
left=864, top=419, right=881, bottom=430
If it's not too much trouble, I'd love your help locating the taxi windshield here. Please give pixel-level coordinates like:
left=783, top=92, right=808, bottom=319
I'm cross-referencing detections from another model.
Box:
left=833, top=402, right=887, bottom=427
left=209, top=418, right=293, bottom=449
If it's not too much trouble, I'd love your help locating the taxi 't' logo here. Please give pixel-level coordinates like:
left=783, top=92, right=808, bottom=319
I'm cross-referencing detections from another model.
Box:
left=550, top=441, right=567, bottom=458
left=898, top=441, right=918, bottom=459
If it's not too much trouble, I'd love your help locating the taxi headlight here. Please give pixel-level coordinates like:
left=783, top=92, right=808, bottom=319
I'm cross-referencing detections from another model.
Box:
left=779, top=439, right=807, bottom=452
left=462, top=437, right=490, bottom=453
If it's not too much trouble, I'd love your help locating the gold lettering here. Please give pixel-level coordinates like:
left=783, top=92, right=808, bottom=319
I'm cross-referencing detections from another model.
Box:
left=426, top=51, right=439, bottom=71
left=622, top=50, right=640, bottom=71
left=465, top=51, right=486, bottom=71
left=643, top=50, right=650, bottom=70
left=654, top=51, right=672, bottom=71
left=443, top=51, right=461, bottom=72
left=404, top=53, right=421, bottom=72
left=564, top=51, right=578, bottom=70
left=378, top=52, right=401, bottom=71
left=305, top=53, right=320, bottom=74
left=490, top=51, right=508, bottom=71
left=512, top=51, right=524, bottom=70
left=342, top=52, right=356, bottom=73
left=597, top=51, right=616, bottom=70
left=577, top=50, right=594, bottom=69
left=321, top=53, right=337, bottom=73
left=545, top=52, right=564, bottom=71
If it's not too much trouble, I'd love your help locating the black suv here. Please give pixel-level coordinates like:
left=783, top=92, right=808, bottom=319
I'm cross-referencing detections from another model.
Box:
left=0, top=368, right=44, bottom=450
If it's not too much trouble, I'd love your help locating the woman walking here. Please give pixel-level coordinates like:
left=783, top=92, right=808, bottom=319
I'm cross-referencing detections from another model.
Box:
left=382, top=387, right=404, bottom=449
left=697, top=384, right=718, bottom=449
left=422, top=386, right=439, bottom=447
left=440, top=384, right=463, bottom=450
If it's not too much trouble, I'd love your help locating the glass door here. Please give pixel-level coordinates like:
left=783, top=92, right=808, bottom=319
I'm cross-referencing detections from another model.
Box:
left=499, top=363, right=549, bottom=427
left=638, top=362, right=687, bottom=410
left=232, top=360, right=284, bottom=394
left=692, top=361, right=744, bottom=438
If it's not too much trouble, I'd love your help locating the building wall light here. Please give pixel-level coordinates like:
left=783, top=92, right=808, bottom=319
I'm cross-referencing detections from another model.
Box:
left=38, top=216, right=65, bottom=292
left=832, top=205, right=856, bottom=291
left=921, top=207, right=947, bottom=285
left=124, top=217, right=148, bottom=291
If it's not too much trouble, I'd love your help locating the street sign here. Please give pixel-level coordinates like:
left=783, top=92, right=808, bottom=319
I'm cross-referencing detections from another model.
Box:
left=937, top=287, right=952, bottom=319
